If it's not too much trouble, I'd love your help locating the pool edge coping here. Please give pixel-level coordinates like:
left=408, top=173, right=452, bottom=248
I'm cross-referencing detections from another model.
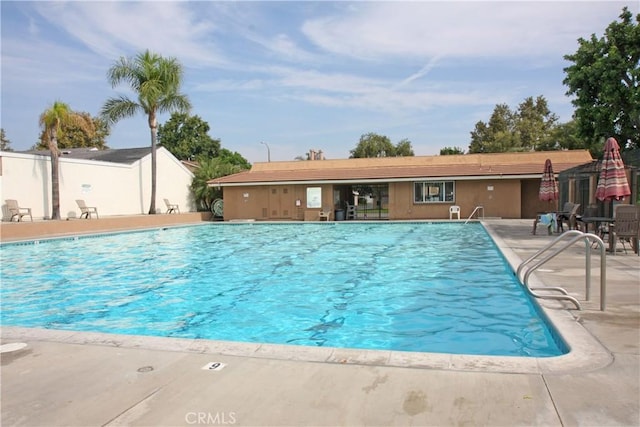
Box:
left=0, top=220, right=614, bottom=375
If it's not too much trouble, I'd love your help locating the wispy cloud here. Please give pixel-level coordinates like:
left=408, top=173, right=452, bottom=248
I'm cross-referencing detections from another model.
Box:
left=1, top=0, right=637, bottom=161
left=395, top=56, right=443, bottom=89
left=31, top=1, right=226, bottom=66
left=302, top=1, right=628, bottom=60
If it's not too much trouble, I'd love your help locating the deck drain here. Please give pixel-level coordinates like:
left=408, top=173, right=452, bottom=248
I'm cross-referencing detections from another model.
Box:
left=137, top=366, right=154, bottom=373
left=0, top=342, right=28, bottom=353
left=202, top=362, right=227, bottom=371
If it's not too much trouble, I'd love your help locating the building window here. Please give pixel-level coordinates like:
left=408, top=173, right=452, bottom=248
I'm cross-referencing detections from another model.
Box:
left=414, top=181, right=455, bottom=203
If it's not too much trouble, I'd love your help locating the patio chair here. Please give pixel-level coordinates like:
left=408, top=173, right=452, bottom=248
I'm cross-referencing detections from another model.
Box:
left=532, top=213, right=557, bottom=235
left=76, top=199, right=99, bottom=219
left=610, top=205, right=639, bottom=255
left=576, top=205, right=598, bottom=233
left=557, top=202, right=580, bottom=232
left=449, top=205, right=460, bottom=220
left=345, top=203, right=357, bottom=220
left=164, top=198, right=180, bottom=214
left=318, top=207, right=332, bottom=221
left=6, top=199, right=33, bottom=222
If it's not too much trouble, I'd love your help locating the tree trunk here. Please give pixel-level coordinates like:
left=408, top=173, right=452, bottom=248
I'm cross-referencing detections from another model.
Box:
left=148, top=124, right=157, bottom=215
left=50, top=141, right=61, bottom=220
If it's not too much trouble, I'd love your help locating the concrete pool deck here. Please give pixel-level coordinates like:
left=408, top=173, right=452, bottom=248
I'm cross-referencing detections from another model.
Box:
left=1, top=217, right=638, bottom=426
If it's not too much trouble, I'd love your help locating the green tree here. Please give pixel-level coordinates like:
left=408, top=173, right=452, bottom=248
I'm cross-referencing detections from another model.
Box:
left=469, top=104, right=516, bottom=153
left=0, top=128, right=13, bottom=151
left=440, top=146, right=465, bottom=155
left=39, top=101, right=95, bottom=220
left=563, top=7, right=640, bottom=150
left=350, top=133, right=415, bottom=158
left=101, top=50, right=191, bottom=214
left=35, top=112, right=109, bottom=150
left=217, top=148, right=251, bottom=169
left=157, top=112, right=220, bottom=160
left=515, top=96, right=558, bottom=150
left=394, top=138, right=415, bottom=156
left=549, top=119, right=603, bottom=156
left=469, top=97, right=565, bottom=153
left=191, top=157, right=249, bottom=211
left=350, top=133, right=394, bottom=158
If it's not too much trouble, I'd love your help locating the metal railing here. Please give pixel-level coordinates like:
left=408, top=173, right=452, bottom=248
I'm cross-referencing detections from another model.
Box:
left=516, top=230, right=607, bottom=310
left=464, top=206, right=484, bottom=224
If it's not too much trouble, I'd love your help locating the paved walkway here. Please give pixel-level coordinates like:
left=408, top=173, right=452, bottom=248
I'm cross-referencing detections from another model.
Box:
left=1, top=219, right=638, bottom=426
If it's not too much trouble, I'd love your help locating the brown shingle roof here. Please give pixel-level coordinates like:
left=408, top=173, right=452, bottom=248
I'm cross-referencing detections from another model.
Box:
left=210, top=150, right=594, bottom=186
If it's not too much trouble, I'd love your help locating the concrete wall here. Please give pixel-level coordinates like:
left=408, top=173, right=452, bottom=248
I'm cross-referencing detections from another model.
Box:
left=0, top=148, right=195, bottom=220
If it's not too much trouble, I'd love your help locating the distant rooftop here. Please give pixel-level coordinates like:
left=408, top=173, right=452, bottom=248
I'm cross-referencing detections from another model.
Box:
left=211, top=150, right=595, bottom=186
left=21, top=147, right=152, bottom=164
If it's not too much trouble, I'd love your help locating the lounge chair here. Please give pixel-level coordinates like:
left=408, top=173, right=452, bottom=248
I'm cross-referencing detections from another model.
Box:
left=164, top=198, right=180, bottom=214
left=610, top=205, right=639, bottom=255
left=6, top=199, right=33, bottom=222
left=76, top=199, right=99, bottom=219
left=318, top=207, right=332, bottom=221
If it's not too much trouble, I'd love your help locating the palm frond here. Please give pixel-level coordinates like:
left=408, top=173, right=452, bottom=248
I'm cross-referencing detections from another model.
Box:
left=101, top=97, right=141, bottom=124
left=157, top=93, right=192, bottom=115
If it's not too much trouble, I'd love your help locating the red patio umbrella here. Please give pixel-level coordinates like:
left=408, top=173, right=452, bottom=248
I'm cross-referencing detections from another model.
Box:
left=595, top=137, right=631, bottom=201
left=539, top=159, right=559, bottom=203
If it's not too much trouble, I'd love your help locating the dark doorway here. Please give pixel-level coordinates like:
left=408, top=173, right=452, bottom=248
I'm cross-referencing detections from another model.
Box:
left=334, top=184, right=389, bottom=220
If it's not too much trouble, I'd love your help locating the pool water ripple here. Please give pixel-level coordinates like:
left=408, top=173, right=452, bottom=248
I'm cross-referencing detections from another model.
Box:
left=0, top=222, right=567, bottom=357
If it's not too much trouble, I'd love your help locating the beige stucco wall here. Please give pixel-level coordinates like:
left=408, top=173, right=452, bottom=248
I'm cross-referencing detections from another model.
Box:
left=0, top=148, right=195, bottom=220
left=521, top=178, right=560, bottom=218
left=220, top=178, right=532, bottom=221
left=222, top=184, right=334, bottom=221
left=389, top=180, right=522, bottom=220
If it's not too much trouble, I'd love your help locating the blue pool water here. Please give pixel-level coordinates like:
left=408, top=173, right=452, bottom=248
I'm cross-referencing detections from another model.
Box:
left=0, top=222, right=567, bottom=357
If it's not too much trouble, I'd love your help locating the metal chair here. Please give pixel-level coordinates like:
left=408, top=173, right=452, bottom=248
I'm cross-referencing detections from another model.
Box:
left=557, top=202, right=580, bottom=232
left=610, top=205, right=640, bottom=255
left=576, top=205, right=598, bottom=233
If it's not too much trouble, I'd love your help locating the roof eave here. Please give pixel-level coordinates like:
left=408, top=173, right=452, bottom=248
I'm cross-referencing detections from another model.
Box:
left=210, top=173, right=544, bottom=187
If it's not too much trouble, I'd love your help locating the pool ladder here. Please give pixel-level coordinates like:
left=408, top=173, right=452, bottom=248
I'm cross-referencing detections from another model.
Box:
left=516, top=230, right=607, bottom=311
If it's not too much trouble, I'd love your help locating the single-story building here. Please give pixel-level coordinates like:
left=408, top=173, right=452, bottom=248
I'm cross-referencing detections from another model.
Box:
left=209, top=150, right=594, bottom=221
left=0, top=147, right=196, bottom=220
left=558, top=149, right=639, bottom=217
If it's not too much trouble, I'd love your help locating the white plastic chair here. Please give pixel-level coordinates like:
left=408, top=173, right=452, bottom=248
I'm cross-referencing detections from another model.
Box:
left=319, top=207, right=332, bottom=221
left=449, top=205, right=460, bottom=220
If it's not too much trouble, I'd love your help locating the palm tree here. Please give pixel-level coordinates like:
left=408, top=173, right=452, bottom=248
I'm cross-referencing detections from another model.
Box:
left=101, top=50, right=191, bottom=214
left=39, top=101, right=95, bottom=220
left=191, top=158, right=245, bottom=211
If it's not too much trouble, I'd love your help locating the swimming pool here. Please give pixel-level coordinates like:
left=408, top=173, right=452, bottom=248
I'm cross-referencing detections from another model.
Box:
left=0, top=222, right=567, bottom=357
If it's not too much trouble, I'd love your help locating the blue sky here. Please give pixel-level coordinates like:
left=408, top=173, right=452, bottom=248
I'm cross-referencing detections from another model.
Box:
left=1, top=1, right=637, bottom=163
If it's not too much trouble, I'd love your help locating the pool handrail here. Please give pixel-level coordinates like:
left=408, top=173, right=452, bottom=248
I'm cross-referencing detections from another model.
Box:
left=464, top=206, right=484, bottom=224
left=516, top=230, right=607, bottom=311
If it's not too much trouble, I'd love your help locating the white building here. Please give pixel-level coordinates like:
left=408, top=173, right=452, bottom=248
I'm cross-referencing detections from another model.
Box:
left=0, top=147, right=195, bottom=220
